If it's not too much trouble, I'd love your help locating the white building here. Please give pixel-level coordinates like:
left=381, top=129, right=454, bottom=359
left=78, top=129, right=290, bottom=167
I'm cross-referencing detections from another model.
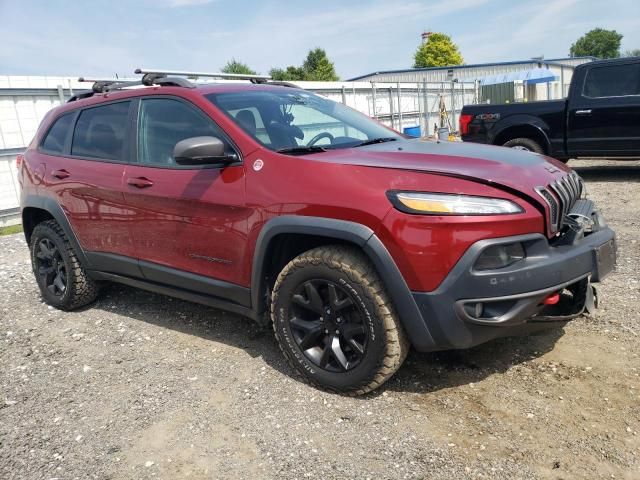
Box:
left=349, top=56, right=596, bottom=103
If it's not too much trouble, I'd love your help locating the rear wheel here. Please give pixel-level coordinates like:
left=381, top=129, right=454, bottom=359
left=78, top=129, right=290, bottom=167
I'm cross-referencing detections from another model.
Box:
left=502, top=137, right=544, bottom=153
left=271, top=246, right=409, bottom=395
left=30, top=220, right=99, bottom=310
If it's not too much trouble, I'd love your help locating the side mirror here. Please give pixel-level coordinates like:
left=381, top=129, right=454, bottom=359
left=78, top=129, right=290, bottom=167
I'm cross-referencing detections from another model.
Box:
left=173, top=136, right=237, bottom=166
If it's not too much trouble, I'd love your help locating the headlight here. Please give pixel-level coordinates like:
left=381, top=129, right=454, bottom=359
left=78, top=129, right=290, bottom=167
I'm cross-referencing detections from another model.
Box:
left=387, top=191, right=523, bottom=215
left=474, top=242, right=526, bottom=270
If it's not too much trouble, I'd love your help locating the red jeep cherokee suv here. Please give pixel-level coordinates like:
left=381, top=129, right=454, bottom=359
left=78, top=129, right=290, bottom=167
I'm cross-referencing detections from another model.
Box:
left=18, top=71, right=616, bottom=395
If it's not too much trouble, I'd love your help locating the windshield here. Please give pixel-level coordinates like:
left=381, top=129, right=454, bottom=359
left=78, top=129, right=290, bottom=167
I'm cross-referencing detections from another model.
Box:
left=206, top=89, right=401, bottom=152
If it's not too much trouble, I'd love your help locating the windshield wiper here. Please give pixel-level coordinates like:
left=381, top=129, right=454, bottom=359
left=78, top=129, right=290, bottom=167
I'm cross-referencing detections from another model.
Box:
left=352, top=137, right=398, bottom=148
left=276, top=145, right=327, bottom=155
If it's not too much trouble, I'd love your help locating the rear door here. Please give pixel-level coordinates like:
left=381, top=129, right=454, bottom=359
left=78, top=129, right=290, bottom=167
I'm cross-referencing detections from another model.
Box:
left=567, top=60, right=640, bottom=156
left=123, top=96, right=250, bottom=292
left=39, top=101, right=136, bottom=263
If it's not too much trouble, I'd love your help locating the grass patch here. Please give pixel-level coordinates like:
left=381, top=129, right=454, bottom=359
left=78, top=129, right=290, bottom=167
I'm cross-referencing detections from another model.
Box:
left=0, top=224, right=23, bottom=236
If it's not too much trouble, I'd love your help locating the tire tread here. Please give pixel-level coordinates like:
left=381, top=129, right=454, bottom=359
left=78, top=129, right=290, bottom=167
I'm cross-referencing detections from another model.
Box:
left=271, top=245, right=409, bottom=396
left=31, top=220, right=99, bottom=310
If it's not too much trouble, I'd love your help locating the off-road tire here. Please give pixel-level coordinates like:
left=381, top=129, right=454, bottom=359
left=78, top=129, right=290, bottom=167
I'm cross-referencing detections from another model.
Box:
left=271, top=245, right=409, bottom=395
left=502, top=137, right=544, bottom=154
left=30, top=220, right=99, bottom=310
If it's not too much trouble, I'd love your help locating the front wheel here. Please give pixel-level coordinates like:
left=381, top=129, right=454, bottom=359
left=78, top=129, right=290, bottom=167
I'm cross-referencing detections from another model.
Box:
left=271, top=246, right=409, bottom=395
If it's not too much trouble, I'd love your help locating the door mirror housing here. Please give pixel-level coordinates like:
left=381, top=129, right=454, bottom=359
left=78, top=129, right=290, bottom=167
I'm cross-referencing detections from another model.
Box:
left=173, top=136, right=237, bottom=166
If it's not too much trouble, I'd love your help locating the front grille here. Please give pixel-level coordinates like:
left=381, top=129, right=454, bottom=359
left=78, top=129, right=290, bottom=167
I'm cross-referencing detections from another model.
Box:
left=539, top=189, right=559, bottom=227
left=536, top=171, right=584, bottom=233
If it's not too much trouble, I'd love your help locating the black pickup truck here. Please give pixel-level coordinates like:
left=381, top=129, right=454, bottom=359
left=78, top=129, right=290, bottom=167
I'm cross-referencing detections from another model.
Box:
left=460, top=57, right=640, bottom=162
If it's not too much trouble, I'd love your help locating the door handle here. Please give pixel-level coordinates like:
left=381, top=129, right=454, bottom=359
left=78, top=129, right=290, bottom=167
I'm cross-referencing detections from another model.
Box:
left=127, top=177, right=154, bottom=188
left=575, top=109, right=592, bottom=116
left=52, top=169, right=70, bottom=179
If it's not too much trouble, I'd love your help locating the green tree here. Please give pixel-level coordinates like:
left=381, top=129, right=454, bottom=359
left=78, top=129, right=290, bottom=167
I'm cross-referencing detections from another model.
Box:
left=221, top=58, right=256, bottom=75
left=302, top=48, right=339, bottom=81
left=269, top=66, right=306, bottom=81
left=623, top=49, right=640, bottom=57
left=413, top=33, right=463, bottom=68
left=570, top=28, right=623, bottom=59
left=269, top=48, right=340, bottom=81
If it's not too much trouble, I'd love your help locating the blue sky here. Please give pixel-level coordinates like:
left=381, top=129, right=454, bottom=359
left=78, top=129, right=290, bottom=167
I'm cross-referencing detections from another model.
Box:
left=1, top=0, right=639, bottom=79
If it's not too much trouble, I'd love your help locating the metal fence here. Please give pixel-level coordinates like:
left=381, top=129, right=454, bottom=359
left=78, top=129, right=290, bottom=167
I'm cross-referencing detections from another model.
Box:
left=309, top=80, right=477, bottom=136
left=0, top=78, right=478, bottom=223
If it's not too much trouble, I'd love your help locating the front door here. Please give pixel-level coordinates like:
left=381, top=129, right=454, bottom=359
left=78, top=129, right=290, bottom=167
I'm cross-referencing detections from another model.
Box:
left=568, top=60, right=640, bottom=156
left=123, top=96, right=251, bottom=296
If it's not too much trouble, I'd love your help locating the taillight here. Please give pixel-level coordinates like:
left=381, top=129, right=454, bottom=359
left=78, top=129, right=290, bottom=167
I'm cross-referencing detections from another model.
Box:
left=16, top=153, right=24, bottom=169
left=459, top=114, right=474, bottom=136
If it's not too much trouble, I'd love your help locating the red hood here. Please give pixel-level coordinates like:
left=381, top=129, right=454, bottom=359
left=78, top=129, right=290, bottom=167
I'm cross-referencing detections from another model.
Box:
left=307, top=138, right=571, bottom=198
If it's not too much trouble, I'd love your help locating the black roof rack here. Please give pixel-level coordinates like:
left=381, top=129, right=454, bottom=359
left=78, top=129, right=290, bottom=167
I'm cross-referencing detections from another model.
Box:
left=134, top=69, right=299, bottom=88
left=67, top=68, right=293, bottom=103
left=81, top=77, right=141, bottom=92
left=67, top=77, right=141, bottom=102
left=267, top=80, right=300, bottom=88
left=134, top=68, right=272, bottom=84
left=67, top=90, right=95, bottom=102
left=135, top=71, right=196, bottom=88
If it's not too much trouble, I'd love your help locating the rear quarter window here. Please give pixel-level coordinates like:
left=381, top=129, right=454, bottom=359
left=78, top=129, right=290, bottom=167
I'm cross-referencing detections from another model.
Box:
left=41, top=113, right=74, bottom=154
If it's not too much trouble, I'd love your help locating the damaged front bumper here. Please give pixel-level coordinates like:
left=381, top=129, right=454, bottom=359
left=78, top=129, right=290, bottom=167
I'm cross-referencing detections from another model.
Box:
left=411, top=206, right=616, bottom=351
left=454, top=274, right=597, bottom=327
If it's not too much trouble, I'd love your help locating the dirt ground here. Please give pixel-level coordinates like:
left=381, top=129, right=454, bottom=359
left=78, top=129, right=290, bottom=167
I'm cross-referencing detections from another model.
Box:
left=1, top=159, right=638, bottom=480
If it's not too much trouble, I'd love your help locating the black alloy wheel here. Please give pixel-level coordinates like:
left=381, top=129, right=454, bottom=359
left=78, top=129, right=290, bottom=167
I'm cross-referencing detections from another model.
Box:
left=271, top=245, right=409, bottom=395
left=289, top=279, right=368, bottom=372
left=30, top=220, right=99, bottom=310
left=34, top=237, right=67, bottom=296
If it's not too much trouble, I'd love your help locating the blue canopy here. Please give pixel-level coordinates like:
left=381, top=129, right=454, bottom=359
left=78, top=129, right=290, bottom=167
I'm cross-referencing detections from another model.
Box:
left=478, top=68, right=558, bottom=86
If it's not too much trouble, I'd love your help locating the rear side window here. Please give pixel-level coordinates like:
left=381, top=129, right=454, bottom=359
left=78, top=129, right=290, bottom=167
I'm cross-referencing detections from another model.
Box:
left=41, top=113, right=74, bottom=154
left=137, top=98, right=231, bottom=166
left=71, top=101, right=131, bottom=161
left=583, top=63, right=640, bottom=98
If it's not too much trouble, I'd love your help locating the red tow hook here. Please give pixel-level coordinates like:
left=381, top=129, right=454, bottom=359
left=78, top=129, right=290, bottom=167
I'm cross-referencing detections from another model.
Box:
left=543, top=293, right=561, bottom=305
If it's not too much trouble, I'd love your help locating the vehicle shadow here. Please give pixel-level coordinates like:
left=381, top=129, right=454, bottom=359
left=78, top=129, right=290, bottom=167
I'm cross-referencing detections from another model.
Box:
left=92, top=282, right=285, bottom=359
left=571, top=162, right=640, bottom=183
left=92, top=283, right=565, bottom=396
left=387, top=327, right=565, bottom=395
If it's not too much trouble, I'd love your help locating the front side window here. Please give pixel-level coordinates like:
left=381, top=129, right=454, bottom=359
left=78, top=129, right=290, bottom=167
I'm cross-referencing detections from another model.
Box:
left=41, top=112, right=74, bottom=154
left=71, top=102, right=131, bottom=161
left=207, top=90, right=400, bottom=151
left=137, top=98, right=232, bottom=166
left=583, top=63, right=640, bottom=98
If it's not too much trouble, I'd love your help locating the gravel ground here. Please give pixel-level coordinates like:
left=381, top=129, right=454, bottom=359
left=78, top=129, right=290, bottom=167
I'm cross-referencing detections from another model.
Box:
left=1, top=158, right=639, bottom=480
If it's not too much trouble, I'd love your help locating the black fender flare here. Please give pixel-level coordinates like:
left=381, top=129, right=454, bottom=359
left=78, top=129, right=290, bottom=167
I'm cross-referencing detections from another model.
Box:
left=251, top=215, right=437, bottom=351
left=489, top=114, right=552, bottom=152
left=21, top=195, right=90, bottom=268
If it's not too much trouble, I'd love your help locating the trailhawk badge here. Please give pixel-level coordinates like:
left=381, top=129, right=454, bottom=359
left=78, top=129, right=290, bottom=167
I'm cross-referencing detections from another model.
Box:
left=253, top=159, right=264, bottom=171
